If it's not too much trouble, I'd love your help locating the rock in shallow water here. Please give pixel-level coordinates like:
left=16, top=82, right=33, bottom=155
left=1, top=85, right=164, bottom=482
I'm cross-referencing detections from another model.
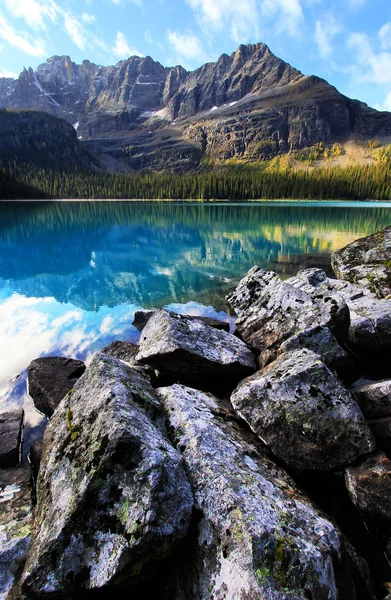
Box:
left=0, top=410, right=24, bottom=468
left=156, top=384, right=375, bottom=600
left=28, top=356, right=86, bottom=417
left=21, top=353, right=193, bottom=597
left=231, top=349, right=374, bottom=472
left=136, top=309, right=255, bottom=390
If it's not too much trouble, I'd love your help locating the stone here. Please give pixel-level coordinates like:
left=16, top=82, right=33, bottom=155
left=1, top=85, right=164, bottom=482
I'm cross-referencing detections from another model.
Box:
left=332, top=226, right=391, bottom=299
left=132, top=309, right=230, bottom=333
left=28, top=356, right=86, bottom=418
left=231, top=349, right=375, bottom=472
left=156, top=384, right=375, bottom=600
left=367, top=417, right=391, bottom=455
left=136, top=309, right=255, bottom=389
left=101, top=341, right=160, bottom=386
left=350, top=378, right=391, bottom=419
left=277, top=325, right=354, bottom=381
left=0, top=466, right=32, bottom=600
left=0, top=410, right=24, bottom=469
left=227, top=267, right=350, bottom=367
left=345, top=452, right=391, bottom=540
left=347, top=294, right=391, bottom=360
left=21, top=354, right=193, bottom=597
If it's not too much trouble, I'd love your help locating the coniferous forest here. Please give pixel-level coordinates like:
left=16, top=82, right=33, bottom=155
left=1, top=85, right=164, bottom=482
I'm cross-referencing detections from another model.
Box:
left=1, top=159, right=391, bottom=201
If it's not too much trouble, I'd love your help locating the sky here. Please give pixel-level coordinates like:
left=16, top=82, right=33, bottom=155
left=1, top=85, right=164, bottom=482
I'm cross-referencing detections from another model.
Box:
left=0, top=0, right=391, bottom=111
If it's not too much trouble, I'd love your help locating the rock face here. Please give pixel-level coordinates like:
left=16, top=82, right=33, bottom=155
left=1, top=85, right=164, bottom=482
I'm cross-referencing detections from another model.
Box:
left=227, top=267, right=350, bottom=368
left=0, top=466, right=32, bottom=600
left=350, top=378, right=391, bottom=419
left=136, top=309, right=255, bottom=389
left=345, top=452, right=391, bottom=540
left=157, top=384, right=374, bottom=600
left=0, top=410, right=24, bottom=468
left=101, top=340, right=160, bottom=386
left=2, top=43, right=391, bottom=172
left=22, top=353, right=193, bottom=597
left=28, top=356, right=86, bottom=417
left=231, top=349, right=374, bottom=472
left=332, top=226, right=391, bottom=299
left=346, top=294, right=391, bottom=361
left=132, top=309, right=229, bottom=333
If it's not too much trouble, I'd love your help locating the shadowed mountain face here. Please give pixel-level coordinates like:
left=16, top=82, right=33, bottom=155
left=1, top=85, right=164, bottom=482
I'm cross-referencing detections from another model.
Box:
left=1, top=42, right=391, bottom=172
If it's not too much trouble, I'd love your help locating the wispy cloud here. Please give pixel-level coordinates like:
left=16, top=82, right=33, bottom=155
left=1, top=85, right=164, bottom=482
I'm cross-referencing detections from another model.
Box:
left=167, top=29, right=209, bottom=66
left=4, top=0, right=58, bottom=31
left=63, top=12, right=87, bottom=51
left=0, top=15, right=46, bottom=56
left=0, top=66, right=18, bottom=78
left=260, top=0, right=304, bottom=37
left=347, top=0, right=366, bottom=9
left=112, top=32, right=141, bottom=58
left=187, top=0, right=259, bottom=43
left=379, top=22, right=391, bottom=51
left=145, top=30, right=164, bottom=50
left=348, top=32, right=391, bottom=84
left=374, top=92, right=391, bottom=112
left=81, top=12, right=96, bottom=24
left=314, top=13, right=343, bottom=60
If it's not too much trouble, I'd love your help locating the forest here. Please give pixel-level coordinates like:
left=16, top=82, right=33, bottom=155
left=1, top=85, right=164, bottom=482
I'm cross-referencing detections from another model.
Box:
left=1, top=159, right=391, bottom=201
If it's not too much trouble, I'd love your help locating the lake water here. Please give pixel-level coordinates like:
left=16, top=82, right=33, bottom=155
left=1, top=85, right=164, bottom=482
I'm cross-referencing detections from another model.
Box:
left=1, top=200, right=391, bottom=452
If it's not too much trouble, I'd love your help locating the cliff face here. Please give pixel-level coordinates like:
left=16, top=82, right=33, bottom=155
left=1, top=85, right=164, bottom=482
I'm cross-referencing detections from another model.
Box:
left=1, top=43, right=391, bottom=172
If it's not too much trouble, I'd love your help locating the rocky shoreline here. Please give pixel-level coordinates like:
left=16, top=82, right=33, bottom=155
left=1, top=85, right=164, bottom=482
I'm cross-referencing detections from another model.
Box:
left=2, top=226, right=391, bottom=599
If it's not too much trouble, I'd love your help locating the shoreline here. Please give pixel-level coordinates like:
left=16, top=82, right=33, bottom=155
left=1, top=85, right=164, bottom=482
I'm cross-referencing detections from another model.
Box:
left=2, top=198, right=391, bottom=206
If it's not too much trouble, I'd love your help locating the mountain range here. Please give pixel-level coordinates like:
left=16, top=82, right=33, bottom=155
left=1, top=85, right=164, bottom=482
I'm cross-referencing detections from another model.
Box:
left=1, top=42, right=391, bottom=173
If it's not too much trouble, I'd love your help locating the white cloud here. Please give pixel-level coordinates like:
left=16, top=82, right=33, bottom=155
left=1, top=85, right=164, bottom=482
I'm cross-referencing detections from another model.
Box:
left=81, top=12, right=96, bottom=23
left=112, top=32, right=141, bottom=57
left=111, top=0, right=142, bottom=5
left=167, top=30, right=208, bottom=63
left=187, top=0, right=259, bottom=43
left=348, top=32, right=391, bottom=84
left=0, top=67, right=17, bottom=78
left=347, top=0, right=366, bottom=9
left=4, top=0, right=58, bottom=31
left=63, top=12, right=87, bottom=50
left=379, top=22, right=391, bottom=51
left=0, top=15, right=46, bottom=56
left=374, top=92, right=391, bottom=112
left=314, top=13, right=342, bottom=60
left=260, top=0, right=304, bottom=37
left=145, top=30, right=164, bottom=50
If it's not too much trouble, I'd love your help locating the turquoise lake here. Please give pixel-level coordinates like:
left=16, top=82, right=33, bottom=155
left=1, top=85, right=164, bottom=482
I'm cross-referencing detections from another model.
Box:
left=1, top=200, right=391, bottom=450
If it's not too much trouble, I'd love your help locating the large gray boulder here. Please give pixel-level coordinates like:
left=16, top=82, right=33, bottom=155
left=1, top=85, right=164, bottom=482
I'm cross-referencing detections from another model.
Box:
left=21, top=353, right=193, bottom=597
left=347, top=294, right=391, bottom=359
left=136, top=309, right=255, bottom=388
left=350, top=378, right=391, bottom=419
left=156, top=384, right=375, bottom=600
left=28, top=356, right=86, bottom=417
left=0, top=410, right=24, bottom=468
left=226, top=267, right=350, bottom=367
left=0, top=466, right=32, bottom=600
left=231, top=349, right=374, bottom=472
left=133, top=309, right=230, bottom=333
left=331, top=226, right=391, bottom=299
left=101, top=340, right=160, bottom=386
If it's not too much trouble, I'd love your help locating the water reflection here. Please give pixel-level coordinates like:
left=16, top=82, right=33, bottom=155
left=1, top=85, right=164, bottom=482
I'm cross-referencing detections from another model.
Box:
left=0, top=200, right=390, bottom=449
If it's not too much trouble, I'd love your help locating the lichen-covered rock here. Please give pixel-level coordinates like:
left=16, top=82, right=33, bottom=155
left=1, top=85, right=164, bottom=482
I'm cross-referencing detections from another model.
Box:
left=0, top=410, right=24, bottom=468
left=231, top=349, right=374, bottom=472
left=156, top=384, right=375, bottom=600
left=0, top=466, right=32, bottom=600
left=28, top=356, right=86, bottom=417
left=226, top=267, right=350, bottom=367
left=350, top=378, right=391, bottom=419
left=101, top=341, right=159, bottom=385
left=21, top=353, right=193, bottom=597
left=331, top=226, right=391, bottom=299
left=133, top=309, right=230, bottom=333
left=136, top=309, right=255, bottom=388
left=345, top=452, right=391, bottom=541
left=277, top=326, right=354, bottom=381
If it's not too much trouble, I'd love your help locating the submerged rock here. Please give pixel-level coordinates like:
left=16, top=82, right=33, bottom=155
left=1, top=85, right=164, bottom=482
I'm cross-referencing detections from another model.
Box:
left=0, top=466, right=32, bottom=600
left=332, top=226, right=391, bottom=299
left=0, top=410, right=24, bottom=468
left=157, top=384, right=375, bottom=600
left=350, top=378, right=391, bottom=419
left=231, top=349, right=374, bottom=472
left=345, top=452, right=391, bottom=540
left=28, top=356, right=86, bottom=417
left=133, top=309, right=230, bottom=333
left=136, top=309, right=255, bottom=389
left=21, top=353, right=193, bottom=597
left=226, top=267, right=350, bottom=367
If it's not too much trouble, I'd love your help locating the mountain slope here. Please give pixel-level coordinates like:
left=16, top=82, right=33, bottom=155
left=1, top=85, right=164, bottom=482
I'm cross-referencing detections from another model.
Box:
left=1, top=43, right=391, bottom=173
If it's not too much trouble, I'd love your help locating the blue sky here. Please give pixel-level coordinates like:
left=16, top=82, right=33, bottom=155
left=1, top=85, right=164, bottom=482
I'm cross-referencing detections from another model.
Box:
left=0, top=0, right=391, bottom=111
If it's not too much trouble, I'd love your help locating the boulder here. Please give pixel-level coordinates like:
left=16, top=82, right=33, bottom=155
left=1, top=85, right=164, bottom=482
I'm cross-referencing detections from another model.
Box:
left=231, top=349, right=375, bottom=472
left=226, top=267, right=350, bottom=367
left=350, top=378, right=391, bottom=419
left=156, top=384, right=375, bottom=600
left=0, top=410, right=24, bottom=468
left=27, top=356, right=86, bottom=417
left=345, top=452, right=391, bottom=540
left=101, top=341, right=160, bottom=386
left=347, top=294, right=391, bottom=361
left=277, top=326, right=354, bottom=381
left=367, top=417, right=391, bottom=455
left=331, top=226, right=391, bottom=299
left=136, top=309, right=255, bottom=389
left=133, top=309, right=230, bottom=333
left=21, top=354, right=193, bottom=597
left=0, top=466, right=32, bottom=600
